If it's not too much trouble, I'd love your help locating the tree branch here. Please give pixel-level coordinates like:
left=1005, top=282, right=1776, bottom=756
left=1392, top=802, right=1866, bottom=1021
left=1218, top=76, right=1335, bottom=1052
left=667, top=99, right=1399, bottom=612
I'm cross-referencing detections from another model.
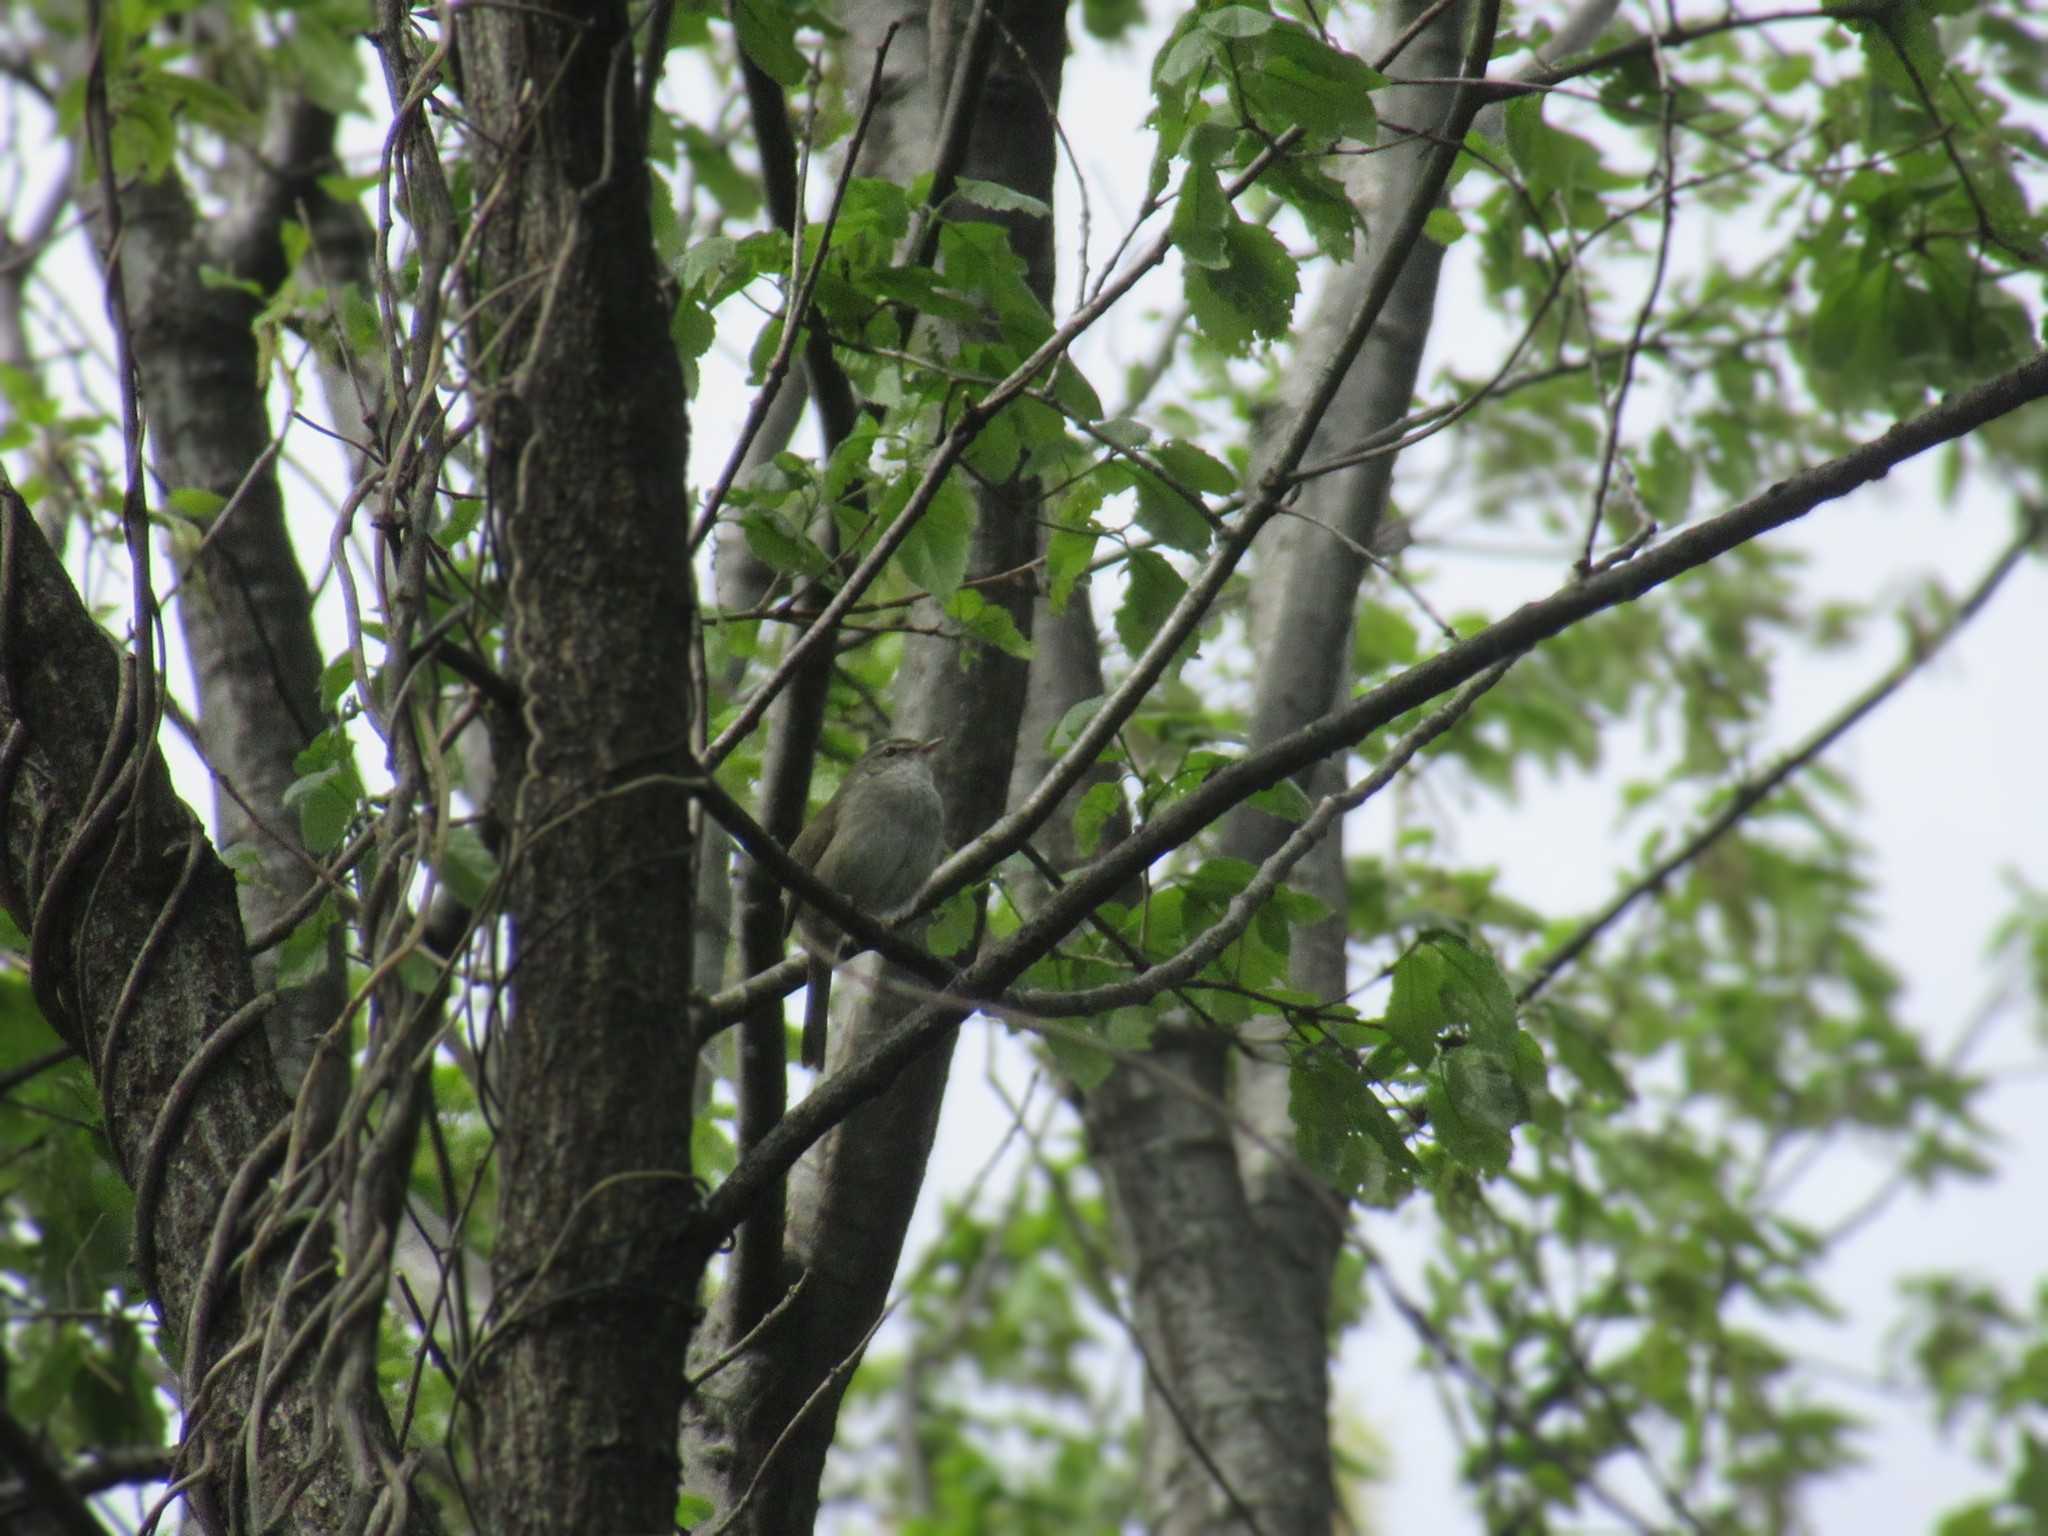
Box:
left=698, top=344, right=2048, bottom=1246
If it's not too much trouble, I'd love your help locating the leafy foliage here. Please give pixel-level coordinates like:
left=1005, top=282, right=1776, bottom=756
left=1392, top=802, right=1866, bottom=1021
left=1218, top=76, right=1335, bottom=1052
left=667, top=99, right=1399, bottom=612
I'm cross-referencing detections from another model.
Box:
left=0, top=0, right=2045, bottom=1531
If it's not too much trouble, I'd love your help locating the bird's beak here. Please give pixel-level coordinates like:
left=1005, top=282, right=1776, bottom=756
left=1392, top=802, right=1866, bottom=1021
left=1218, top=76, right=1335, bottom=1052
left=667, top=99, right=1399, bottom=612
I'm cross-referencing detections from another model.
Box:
left=915, top=736, right=944, bottom=754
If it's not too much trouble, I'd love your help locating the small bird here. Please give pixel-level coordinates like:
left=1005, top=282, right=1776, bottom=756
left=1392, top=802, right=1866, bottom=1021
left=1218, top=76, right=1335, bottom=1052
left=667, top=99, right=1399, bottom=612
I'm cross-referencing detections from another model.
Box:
left=785, top=736, right=945, bottom=1070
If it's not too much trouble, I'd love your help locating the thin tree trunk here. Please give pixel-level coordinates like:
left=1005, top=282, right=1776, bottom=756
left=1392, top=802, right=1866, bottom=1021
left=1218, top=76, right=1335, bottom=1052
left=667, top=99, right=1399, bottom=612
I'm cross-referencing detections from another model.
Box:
left=679, top=3, right=1066, bottom=1526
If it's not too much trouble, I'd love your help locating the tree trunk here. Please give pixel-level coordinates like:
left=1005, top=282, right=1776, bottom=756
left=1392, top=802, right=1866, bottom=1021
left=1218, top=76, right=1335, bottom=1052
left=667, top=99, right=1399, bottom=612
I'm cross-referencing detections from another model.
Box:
left=452, top=4, right=700, bottom=1533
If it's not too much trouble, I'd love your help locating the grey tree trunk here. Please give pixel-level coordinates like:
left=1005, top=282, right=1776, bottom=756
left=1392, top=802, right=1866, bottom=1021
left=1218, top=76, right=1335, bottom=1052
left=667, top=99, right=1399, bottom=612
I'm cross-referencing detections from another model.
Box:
left=94, top=101, right=348, bottom=1113
left=1077, top=4, right=1475, bottom=1530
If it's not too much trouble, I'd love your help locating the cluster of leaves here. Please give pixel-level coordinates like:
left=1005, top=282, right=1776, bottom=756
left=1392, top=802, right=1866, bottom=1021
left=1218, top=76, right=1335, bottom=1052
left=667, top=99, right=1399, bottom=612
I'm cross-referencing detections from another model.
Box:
left=0, top=970, right=163, bottom=1491
left=2, top=0, right=2046, bottom=1530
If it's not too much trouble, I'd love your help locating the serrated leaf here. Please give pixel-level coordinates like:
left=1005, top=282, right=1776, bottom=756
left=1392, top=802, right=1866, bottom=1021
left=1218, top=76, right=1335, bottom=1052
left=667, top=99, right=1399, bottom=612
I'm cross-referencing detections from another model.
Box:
left=1170, top=152, right=1233, bottom=270
left=1185, top=218, right=1299, bottom=354
left=1241, top=27, right=1384, bottom=141
left=1430, top=931, right=1517, bottom=1048
left=1434, top=1047, right=1526, bottom=1172
left=926, top=889, right=978, bottom=958
left=1292, top=1053, right=1419, bottom=1206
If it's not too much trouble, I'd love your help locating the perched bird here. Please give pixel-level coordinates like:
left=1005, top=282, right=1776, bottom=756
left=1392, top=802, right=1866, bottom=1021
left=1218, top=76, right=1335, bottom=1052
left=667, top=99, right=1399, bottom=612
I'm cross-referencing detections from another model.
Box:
left=785, top=736, right=944, bottom=1070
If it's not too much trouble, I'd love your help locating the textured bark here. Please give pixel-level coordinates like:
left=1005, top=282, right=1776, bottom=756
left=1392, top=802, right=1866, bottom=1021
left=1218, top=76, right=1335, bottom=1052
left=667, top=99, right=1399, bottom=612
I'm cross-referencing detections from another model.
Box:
left=0, top=482, right=429, bottom=1536
left=96, top=111, right=347, bottom=1103
left=678, top=2, right=1066, bottom=1526
left=453, top=5, right=699, bottom=1535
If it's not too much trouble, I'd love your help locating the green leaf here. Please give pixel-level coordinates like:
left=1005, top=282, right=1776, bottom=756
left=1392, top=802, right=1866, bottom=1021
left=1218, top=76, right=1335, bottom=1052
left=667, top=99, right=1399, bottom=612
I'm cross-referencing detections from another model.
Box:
left=437, top=497, right=486, bottom=548
left=1431, top=1049, right=1522, bottom=1172
left=166, top=486, right=226, bottom=522
left=1048, top=695, right=1104, bottom=754
left=740, top=512, right=827, bottom=580
left=1074, top=779, right=1125, bottom=855
left=1051, top=357, right=1104, bottom=423
left=278, top=16, right=364, bottom=114
left=1157, top=26, right=1219, bottom=87
left=435, top=827, right=500, bottom=909
left=276, top=896, right=340, bottom=991
left=954, top=178, right=1052, bottom=219
left=1424, top=207, right=1467, bottom=246
left=1202, top=5, right=1275, bottom=38
left=319, top=654, right=356, bottom=715
left=1504, top=94, right=1628, bottom=200
left=1046, top=1025, right=1116, bottom=1090
left=1113, top=550, right=1187, bottom=656
left=1169, top=149, right=1233, bottom=271
left=284, top=732, right=364, bottom=855
left=1291, top=1053, right=1419, bottom=1205
left=945, top=589, right=1034, bottom=659
left=897, top=476, right=976, bottom=601
left=732, top=0, right=808, bottom=86
left=1385, top=941, right=1449, bottom=1069
left=1240, top=26, right=1384, bottom=141
left=1545, top=1006, right=1631, bottom=1101
left=1355, top=601, right=1419, bottom=673
left=1047, top=520, right=1101, bottom=614
left=1184, top=218, right=1299, bottom=354
left=926, top=889, right=978, bottom=958
left=1128, top=466, right=1213, bottom=555
left=1430, top=931, right=1518, bottom=1049
left=1153, top=439, right=1237, bottom=494
left=680, top=125, right=763, bottom=218
left=1247, top=779, right=1313, bottom=824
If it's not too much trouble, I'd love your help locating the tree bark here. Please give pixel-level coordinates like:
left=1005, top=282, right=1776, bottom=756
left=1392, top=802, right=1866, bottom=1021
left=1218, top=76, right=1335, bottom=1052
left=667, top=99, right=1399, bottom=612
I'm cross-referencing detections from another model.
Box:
left=94, top=109, right=347, bottom=1107
left=452, top=4, right=700, bottom=1533
left=0, top=480, right=430, bottom=1535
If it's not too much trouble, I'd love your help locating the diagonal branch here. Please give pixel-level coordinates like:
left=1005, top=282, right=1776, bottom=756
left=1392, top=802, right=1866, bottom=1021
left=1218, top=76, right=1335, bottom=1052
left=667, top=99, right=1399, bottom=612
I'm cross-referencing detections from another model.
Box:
left=1520, top=503, right=2047, bottom=1004
left=696, top=344, right=2048, bottom=1245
